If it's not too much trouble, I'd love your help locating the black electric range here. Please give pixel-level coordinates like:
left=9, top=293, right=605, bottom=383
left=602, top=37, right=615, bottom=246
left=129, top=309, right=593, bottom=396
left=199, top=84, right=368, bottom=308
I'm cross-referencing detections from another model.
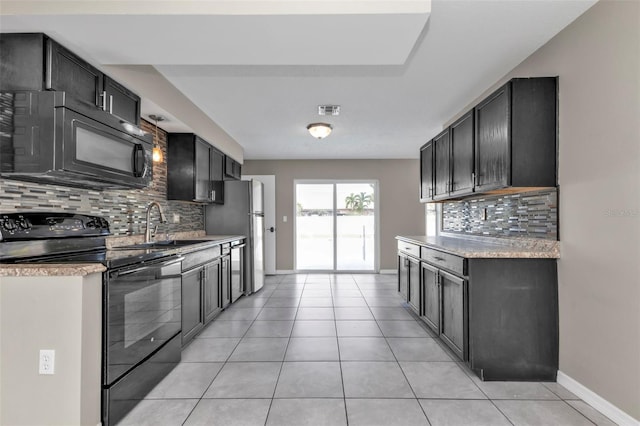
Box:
left=0, top=212, right=183, bottom=426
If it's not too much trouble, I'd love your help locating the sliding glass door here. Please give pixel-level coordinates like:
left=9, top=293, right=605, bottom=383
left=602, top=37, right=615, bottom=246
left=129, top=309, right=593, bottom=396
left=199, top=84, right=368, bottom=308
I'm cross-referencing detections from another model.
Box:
left=295, top=181, right=378, bottom=272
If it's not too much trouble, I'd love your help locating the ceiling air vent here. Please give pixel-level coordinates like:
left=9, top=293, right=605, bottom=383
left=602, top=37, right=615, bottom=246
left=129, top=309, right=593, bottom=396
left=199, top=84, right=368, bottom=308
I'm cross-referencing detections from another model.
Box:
left=318, top=105, right=341, bottom=116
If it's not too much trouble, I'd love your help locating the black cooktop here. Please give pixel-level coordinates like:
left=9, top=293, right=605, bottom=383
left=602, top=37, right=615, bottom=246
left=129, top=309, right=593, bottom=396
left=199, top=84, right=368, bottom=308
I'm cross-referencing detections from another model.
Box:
left=0, top=212, right=179, bottom=269
left=16, top=246, right=180, bottom=270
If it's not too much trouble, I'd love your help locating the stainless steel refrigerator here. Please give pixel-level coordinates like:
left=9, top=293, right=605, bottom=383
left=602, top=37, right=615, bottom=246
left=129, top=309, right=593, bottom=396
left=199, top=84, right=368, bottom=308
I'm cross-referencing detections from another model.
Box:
left=205, top=179, right=265, bottom=294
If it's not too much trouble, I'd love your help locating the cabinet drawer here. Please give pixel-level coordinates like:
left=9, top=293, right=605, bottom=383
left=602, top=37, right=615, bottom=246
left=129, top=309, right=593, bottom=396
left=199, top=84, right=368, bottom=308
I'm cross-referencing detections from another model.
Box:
left=397, top=241, right=420, bottom=258
left=183, top=246, right=221, bottom=271
left=421, top=247, right=466, bottom=276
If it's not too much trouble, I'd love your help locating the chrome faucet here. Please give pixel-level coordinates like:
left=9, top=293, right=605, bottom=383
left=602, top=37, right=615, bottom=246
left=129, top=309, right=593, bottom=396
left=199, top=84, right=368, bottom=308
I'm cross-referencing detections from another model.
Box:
left=145, top=201, right=167, bottom=243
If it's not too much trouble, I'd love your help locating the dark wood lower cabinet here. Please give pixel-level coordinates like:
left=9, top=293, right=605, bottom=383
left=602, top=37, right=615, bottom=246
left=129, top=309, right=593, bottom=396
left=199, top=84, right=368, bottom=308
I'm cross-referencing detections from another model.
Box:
left=467, top=258, right=558, bottom=381
left=439, top=270, right=467, bottom=361
left=220, top=254, right=231, bottom=309
left=398, top=254, right=409, bottom=301
left=407, top=256, right=421, bottom=315
left=421, top=263, right=440, bottom=334
left=203, top=259, right=222, bottom=323
left=397, top=238, right=558, bottom=381
left=181, top=268, right=204, bottom=345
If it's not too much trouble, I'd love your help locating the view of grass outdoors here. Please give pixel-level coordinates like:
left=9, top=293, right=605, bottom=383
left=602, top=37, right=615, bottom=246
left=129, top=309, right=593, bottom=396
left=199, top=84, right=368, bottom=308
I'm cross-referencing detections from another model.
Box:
left=295, top=182, right=376, bottom=271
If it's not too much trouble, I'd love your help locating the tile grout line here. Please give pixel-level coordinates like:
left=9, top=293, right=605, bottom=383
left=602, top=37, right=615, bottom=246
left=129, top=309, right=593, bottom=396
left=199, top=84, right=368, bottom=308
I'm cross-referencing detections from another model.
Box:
left=332, top=274, right=350, bottom=426
left=263, top=274, right=305, bottom=426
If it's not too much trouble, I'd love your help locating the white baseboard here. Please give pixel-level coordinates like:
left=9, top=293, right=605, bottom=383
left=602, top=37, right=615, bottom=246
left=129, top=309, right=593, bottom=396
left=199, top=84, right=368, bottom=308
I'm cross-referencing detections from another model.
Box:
left=557, top=371, right=639, bottom=426
left=379, top=269, right=397, bottom=274
left=275, top=270, right=295, bottom=275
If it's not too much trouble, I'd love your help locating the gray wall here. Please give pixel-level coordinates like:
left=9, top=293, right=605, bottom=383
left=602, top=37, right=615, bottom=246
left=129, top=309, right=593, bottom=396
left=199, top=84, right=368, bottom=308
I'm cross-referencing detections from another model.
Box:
left=445, top=0, right=640, bottom=418
left=243, top=159, right=425, bottom=270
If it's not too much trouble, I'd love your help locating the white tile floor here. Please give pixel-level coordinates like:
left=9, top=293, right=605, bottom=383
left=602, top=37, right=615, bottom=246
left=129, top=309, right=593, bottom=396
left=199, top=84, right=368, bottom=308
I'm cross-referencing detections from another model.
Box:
left=118, top=273, right=618, bottom=426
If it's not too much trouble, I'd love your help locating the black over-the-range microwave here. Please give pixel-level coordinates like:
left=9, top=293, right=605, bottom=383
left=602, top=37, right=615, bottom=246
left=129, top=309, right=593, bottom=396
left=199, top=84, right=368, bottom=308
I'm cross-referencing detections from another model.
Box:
left=0, top=90, right=152, bottom=189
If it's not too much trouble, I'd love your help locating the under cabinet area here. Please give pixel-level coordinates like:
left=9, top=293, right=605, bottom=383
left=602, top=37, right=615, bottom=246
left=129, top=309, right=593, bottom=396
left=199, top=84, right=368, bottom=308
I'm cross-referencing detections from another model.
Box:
left=396, top=236, right=558, bottom=381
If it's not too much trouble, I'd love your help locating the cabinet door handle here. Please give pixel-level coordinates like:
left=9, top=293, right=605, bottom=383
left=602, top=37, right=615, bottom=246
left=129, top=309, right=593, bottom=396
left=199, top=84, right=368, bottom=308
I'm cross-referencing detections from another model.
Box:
left=211, top=190, right=216, bottom=201
left=100, top=91, right=107, bottom=111
left=472, top=173, right=476, bottom=186
left=109, top=95, right=113, bottom=114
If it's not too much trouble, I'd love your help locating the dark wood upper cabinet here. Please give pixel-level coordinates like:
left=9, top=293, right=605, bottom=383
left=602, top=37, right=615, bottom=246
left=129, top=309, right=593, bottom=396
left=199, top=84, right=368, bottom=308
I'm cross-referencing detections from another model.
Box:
left=103, top=76, right=141, bottom=125
left=475, top=78, right=557, bottom=191
left=224, top=156, right=242, bottom=180
left=475, top=84, right=510, bottom=191
left=420, top=77, right=556, bottom=202
left=167, top=133, right=225, bottom=204
left=449, top=110, right=475, bottom=197
left=0, top=33, right=141, bottom=125
left=419, top=140, right=434, bottom=202
left=210, top=149, right=224, bottom=182
left=433, top=129, right=451, bottom=200
left=46, top=38, right=104, bottom=109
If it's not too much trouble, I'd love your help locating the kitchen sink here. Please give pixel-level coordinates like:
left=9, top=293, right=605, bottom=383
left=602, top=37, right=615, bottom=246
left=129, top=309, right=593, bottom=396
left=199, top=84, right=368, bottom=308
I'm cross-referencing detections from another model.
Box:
left=111, top=239, right=211, bottom=250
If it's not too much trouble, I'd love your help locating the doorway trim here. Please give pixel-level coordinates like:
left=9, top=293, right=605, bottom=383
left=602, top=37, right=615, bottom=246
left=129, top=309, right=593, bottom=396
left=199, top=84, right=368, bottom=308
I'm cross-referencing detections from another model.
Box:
left=293, top=179, right=380, bottom=273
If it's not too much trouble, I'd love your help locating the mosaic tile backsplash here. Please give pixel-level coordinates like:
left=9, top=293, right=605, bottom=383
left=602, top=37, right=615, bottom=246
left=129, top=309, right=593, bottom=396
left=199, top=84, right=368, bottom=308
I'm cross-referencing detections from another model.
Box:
left=442, top=189, right=558, bottom=240
left=0, top=120, right=204, bottom=236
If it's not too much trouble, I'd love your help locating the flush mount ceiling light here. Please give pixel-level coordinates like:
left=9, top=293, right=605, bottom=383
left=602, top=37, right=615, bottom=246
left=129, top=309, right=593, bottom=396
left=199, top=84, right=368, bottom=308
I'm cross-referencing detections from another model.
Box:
left=148, top=114, right=165, bottom=163
left=307, top=123, right=333, bottom=139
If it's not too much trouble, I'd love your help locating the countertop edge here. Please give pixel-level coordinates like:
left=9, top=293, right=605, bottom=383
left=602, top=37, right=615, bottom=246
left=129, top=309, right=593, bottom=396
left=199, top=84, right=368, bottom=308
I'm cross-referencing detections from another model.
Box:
left=396, top=235, right=560, bottom=259
left=0, top=263, right=107, bottom=277
left=1, top=235, right=247, bottom=277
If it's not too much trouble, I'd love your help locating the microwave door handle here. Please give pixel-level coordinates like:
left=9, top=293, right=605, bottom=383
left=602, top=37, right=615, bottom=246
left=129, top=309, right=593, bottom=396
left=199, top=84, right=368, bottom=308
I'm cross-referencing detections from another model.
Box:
left=132, top=144, right=146, bottom=177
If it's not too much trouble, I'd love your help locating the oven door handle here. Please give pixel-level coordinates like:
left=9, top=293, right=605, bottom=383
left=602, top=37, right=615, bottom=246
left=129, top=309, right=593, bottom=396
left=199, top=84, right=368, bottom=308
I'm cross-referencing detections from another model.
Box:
left=114, top=256, right=185, bottom=277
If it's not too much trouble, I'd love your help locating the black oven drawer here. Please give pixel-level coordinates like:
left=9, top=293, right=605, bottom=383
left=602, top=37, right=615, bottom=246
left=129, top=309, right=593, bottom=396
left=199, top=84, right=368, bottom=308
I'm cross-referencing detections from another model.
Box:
left=103, top=333, right=180, bottom=426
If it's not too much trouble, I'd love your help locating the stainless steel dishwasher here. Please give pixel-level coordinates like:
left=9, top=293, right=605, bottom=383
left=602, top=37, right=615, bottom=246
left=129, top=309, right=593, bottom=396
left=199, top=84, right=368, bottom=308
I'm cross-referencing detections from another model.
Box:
left=230, top=240, right=245, bottom=301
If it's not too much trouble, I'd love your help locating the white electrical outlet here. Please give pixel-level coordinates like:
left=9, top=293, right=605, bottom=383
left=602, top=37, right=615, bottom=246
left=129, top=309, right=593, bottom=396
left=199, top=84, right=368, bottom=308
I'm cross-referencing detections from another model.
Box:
left=173, top=213, right=180, bottom=223
left=39, top=349, right=55, bottom=375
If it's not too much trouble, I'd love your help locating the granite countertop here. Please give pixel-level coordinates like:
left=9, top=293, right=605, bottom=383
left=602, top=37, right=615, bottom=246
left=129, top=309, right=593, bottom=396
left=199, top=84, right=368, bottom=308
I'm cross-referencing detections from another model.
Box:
left=397, top=234, right=560, bottom=259
left=0, top=233, right=246, bottom=277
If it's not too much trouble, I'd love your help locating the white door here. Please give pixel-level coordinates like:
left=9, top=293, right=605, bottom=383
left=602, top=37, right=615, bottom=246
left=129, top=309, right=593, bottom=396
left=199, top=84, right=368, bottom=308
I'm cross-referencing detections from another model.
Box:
left=243, top=175, right=276, bottom=274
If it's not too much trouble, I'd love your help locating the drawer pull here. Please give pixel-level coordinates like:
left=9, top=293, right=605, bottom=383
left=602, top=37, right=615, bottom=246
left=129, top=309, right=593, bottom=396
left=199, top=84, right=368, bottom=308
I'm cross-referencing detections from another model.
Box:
left=434, top=256, right=445, bottom=262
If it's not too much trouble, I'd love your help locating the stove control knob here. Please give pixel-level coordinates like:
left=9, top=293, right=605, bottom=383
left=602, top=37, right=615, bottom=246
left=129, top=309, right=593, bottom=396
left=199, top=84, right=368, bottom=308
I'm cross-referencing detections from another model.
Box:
left=16, top=217, right=31, bottom=230
left=2, top=219, right=17, bottom=232
left=85, top=220, right=96, bottom=229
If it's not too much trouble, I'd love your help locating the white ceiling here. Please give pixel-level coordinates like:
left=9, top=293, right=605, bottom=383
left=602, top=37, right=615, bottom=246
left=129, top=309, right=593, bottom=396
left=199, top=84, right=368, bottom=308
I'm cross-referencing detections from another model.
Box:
left=0, top=0, right=596, bottom=160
